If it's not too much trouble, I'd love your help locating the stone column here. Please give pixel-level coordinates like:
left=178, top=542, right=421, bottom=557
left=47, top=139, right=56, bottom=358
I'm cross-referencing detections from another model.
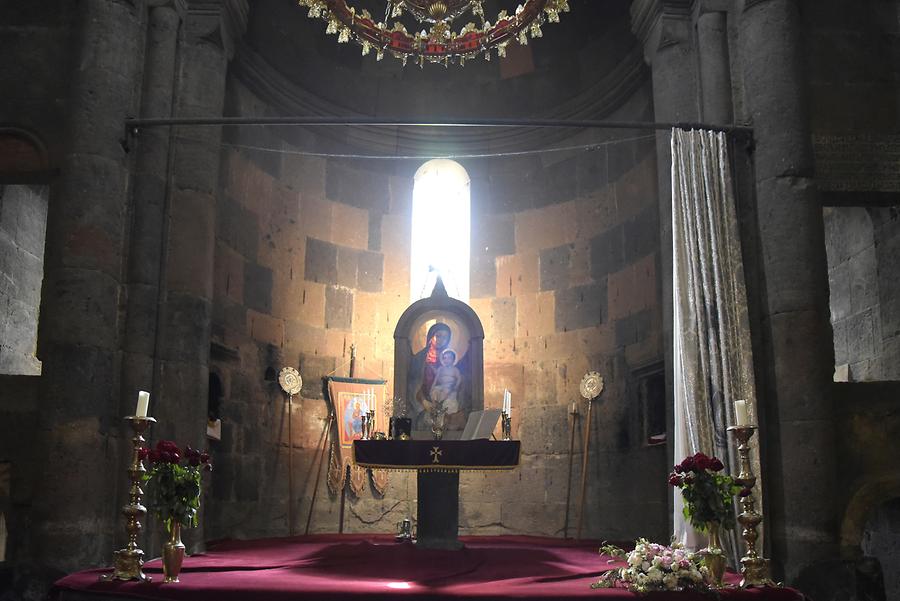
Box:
left=737, top=0, right=837, bottom=582
left=152, top=0, right=232, bottom=549
left=121, top=1, right=182, bottom=418
left=28, top=0, right=143, bottom=584
left=696, top=6, right=733, bottom=124
left=630, top=0, right=700, bottom=524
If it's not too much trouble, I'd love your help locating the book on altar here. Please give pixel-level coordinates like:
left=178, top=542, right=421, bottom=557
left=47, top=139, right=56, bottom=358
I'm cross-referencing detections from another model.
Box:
left=460, top=409, right=502, bottom=440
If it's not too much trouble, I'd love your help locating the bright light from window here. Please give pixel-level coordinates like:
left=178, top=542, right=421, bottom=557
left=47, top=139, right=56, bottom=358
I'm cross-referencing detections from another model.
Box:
left=410, top=159, right=470, bottom=302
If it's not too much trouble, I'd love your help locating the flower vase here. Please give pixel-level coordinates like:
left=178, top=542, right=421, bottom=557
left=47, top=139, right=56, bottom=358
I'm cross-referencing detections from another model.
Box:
left=162, top=522, right=185, bottom=583
left=701, top=523, right=726, bottom=588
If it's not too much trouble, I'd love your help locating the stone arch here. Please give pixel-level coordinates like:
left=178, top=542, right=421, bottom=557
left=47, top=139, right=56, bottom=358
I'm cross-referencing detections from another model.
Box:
left=0, top=127, right=49, bottom=177
left=840, top=474, right=900, bottom=556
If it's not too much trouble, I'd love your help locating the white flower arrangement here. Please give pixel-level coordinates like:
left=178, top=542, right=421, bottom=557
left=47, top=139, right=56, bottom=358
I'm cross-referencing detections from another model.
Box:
left=593, top=539, right=709, bottom=593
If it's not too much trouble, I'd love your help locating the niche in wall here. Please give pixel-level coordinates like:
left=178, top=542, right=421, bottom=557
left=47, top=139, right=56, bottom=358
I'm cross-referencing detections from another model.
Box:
left=633, top=362, right=665, bottom=446
left=0, top=185, right=48, bottom=376
left=823, top=203, right=900, bottom=382
left=208, top=372, right=224, bottom=441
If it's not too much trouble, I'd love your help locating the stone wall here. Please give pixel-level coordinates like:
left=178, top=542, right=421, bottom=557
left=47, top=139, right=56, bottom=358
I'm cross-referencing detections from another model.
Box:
left=0, top=2, right=75, bottom=161
left=207, top=76, right=668, bottom=542
left=0, top=374, right=38, bottom=572
left=861, top=498, right=900, bottom=601
left=804, top=4, right=900, bottom=597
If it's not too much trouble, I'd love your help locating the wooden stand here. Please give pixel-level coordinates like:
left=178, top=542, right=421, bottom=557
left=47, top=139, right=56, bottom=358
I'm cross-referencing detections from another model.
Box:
left=305, top=413, right=333, bottom=535
left=575, top=397, right=594, bottom=541
left=563, top=403, right=579, bottom=539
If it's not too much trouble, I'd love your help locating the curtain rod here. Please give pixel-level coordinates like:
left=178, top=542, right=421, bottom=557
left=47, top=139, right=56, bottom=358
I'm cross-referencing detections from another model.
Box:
left=125, top=116, right=753, bottom=136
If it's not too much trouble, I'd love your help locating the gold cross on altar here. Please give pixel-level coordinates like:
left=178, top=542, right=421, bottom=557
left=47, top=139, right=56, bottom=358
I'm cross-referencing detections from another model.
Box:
left=430, top=446, right=442, bottom=464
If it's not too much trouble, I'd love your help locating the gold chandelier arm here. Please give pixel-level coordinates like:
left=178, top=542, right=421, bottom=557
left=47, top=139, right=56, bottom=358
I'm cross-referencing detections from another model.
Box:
left=298, top=0, right=569, bottom=65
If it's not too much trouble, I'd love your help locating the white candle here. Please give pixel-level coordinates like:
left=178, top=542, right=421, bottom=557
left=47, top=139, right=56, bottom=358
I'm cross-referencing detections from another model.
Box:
left=571, top=401, right=577, bottom=414
left=734, top=399, right=749, bottom=426
left=136, top=390, right=150, bottom=418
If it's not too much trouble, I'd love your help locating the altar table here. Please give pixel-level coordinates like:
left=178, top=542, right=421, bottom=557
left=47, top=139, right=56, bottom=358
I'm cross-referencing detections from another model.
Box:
left=353, top=439, right=521, bottom=549
left=54, top=534, right=806, bottom=601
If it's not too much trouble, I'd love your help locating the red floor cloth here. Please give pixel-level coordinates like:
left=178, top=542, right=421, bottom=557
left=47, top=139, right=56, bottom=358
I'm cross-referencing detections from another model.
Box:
left=54, top=534, right=804, bottom=601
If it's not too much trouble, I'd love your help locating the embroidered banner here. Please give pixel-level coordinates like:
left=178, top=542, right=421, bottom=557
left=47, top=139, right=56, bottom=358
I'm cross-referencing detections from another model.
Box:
left=325, top=377, right=388, bottom=496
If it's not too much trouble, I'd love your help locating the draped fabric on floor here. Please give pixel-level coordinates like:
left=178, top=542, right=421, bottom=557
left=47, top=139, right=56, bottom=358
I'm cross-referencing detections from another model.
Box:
left=53, top=535, right=803, bottom=601
left=671, top=128, right=762, bottom=559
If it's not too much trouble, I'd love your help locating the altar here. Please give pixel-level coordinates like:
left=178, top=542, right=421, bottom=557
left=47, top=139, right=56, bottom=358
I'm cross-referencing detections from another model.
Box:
left=353, top=439, right=521, bottom=549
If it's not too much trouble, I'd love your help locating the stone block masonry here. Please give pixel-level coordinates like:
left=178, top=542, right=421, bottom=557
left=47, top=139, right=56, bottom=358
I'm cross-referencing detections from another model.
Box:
left=207, top=77, right=667, bottom=550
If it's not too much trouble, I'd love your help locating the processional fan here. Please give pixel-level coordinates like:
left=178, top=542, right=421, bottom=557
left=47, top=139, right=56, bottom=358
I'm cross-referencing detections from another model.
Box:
left=278, top=367, right=303, bottom=535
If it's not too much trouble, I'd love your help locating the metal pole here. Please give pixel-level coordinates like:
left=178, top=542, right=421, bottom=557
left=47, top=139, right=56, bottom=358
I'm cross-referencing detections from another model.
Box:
left=125, top=115, right=754, bottom=136
left=562, top=402, right=579, bottom=539
left=288, top=393, right=294, bottom=535
left=576, top=397, right=594, bottom=541
left=339, top=349, right=357, bottom=534
left=338, top=466, right=348, bottom=534
left=349, top=344, right=356, bottom=380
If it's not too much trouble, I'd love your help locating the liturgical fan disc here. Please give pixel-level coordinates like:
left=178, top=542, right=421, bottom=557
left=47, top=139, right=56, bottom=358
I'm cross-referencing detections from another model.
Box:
left=579, top=371, right=604, bottom=400
left=278, top=367, right=302, bottom=396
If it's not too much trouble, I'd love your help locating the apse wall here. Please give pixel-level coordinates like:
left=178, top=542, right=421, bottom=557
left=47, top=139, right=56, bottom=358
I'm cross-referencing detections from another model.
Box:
left=207, top=76, right=668, bottom=542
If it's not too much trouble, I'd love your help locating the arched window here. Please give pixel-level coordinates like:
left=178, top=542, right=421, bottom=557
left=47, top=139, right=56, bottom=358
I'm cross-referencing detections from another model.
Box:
left=410, top=159, right=470, bottom=302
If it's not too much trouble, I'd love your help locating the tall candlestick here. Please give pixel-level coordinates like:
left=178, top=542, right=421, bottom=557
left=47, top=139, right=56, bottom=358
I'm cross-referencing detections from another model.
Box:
left=734, top=399, right=749, bottom=426
left=136, top=391, right=150, bottom=418
left=100, top=415, right=156, bottom=582
left=727, top=425, right=775, bottom=588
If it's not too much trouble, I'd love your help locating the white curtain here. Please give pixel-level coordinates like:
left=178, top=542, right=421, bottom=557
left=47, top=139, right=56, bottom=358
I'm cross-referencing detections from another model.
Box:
left=671, top=128, right=761, bottom=560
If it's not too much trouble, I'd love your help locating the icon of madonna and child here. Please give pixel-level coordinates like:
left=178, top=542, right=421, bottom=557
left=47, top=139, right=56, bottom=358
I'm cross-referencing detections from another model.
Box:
left=406, top=322, right=471, bottom=434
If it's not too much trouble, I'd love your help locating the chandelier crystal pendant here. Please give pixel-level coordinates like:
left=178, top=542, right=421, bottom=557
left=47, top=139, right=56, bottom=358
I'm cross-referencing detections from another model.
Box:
left=297, top=0, right=570, bottom=67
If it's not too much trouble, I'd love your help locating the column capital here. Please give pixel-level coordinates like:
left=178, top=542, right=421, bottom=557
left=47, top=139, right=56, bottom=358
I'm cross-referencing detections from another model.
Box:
left=182, top=0, right=248, bottom=58
left=631, top=0, right=696, bottom=63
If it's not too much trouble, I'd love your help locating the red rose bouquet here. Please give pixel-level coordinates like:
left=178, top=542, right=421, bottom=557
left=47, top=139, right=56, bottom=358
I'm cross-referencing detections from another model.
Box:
left=141, top=440, right=212, bottom=530
left=668, top=452, right=740, bottom=532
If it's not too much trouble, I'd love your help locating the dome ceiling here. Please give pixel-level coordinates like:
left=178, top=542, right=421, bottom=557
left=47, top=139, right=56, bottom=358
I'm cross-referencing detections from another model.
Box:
left=231, top=0, right=647, bottom=154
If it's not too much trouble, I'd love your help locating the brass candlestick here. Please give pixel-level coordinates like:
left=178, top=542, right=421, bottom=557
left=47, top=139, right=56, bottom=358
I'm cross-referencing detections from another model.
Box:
left=100, top=415, right=156, bottom=582
left=727, top=425, right=776, bottom=588
left=501, top=412, right=511, bottom=441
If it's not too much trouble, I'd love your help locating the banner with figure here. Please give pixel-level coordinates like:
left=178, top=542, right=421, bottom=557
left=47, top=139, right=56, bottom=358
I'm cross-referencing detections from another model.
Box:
left=325, top=377, right=388, bottom=496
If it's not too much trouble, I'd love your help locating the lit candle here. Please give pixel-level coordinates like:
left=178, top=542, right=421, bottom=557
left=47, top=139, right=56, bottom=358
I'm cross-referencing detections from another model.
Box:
left=734, top=399, right=749, bottom=426
left=136, top=390, right=150, bottom=418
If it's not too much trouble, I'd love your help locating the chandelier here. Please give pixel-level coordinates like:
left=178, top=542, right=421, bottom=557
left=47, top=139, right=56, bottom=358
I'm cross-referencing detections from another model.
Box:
left=297, top=0, right=570, bottom=67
